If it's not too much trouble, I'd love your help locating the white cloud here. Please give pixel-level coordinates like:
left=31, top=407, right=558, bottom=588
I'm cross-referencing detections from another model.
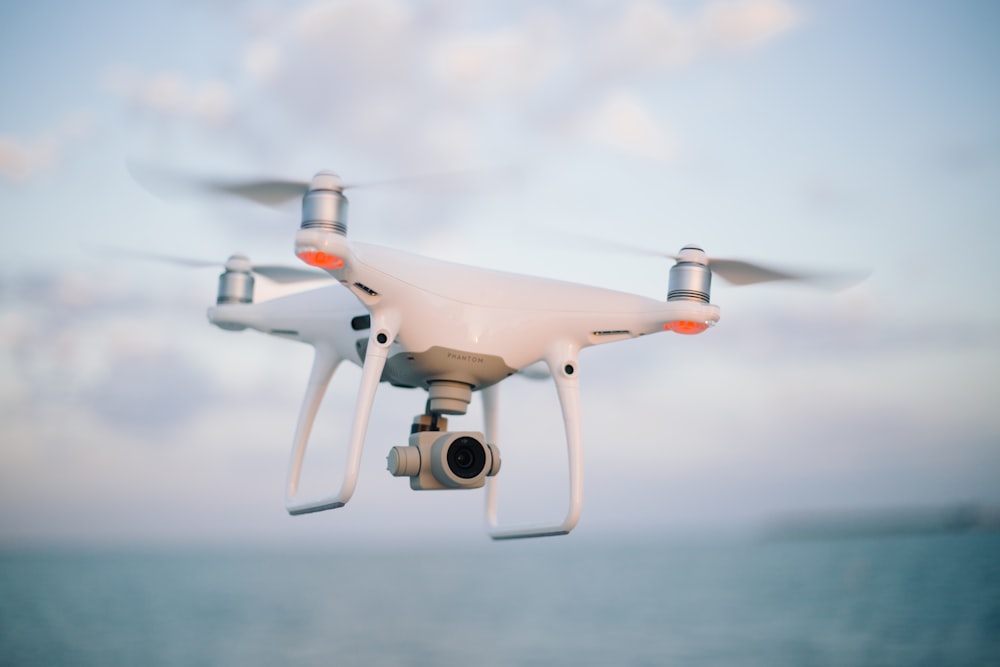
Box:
left=95, top=1, right=801, bottom=173
left=192, top=80, right=234, bottom=124
left=593, top=0, right=799, bottom=75
left=103, top=65, right=234, bottom=125
left=599, top=0, right=698, bottom=71
left=143, top=71, right=188, bottom=114
left=0, top=135, right=58, bottom=183
left=284, top=0, right=415, bottom=81
left=575, top=90, right=674, bottom=159
left=429, top=11, right=569, bottom=103
left=242, top=39, right=282, bottom=84
left=702, top=0, right=801, bottom=51
left=0, top=110, right=94, bottom=183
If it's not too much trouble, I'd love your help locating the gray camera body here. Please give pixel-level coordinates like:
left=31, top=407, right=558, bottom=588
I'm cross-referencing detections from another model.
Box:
left=387, top=431, right=501, bottom=490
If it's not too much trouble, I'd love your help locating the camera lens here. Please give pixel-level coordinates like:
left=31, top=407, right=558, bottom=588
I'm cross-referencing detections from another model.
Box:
left=446, top=436, right=487, bottom=479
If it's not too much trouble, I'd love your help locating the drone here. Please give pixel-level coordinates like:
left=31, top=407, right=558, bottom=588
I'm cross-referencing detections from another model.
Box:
left=137, top=168, right=849, bottom=539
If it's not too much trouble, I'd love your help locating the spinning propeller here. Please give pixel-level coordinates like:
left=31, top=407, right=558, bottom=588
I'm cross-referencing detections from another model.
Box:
left=576, top=236, right=866, bottom=290
left=128, top=161, right=338, bottom=207
left=128, top=161, right=512, bottom=207
left=110, top=250, right=330, bottom=284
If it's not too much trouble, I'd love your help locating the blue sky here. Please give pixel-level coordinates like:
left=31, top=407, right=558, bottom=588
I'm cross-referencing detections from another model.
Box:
left=1, top=0, right=998, bottom=547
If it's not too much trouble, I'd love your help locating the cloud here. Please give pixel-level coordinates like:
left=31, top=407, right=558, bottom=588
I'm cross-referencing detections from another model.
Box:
left=0, top=110, right=95, bottom=183
left=80, top=347, right=217, bottom=437
left=429, top=10, right=570, bottom=104
left=242, top=38, right=282, bottom=84
left=592, top=0, right=800, bottom=75
left=102, top=0, right=801, bottom=175
left=0, top=268, right=219, bottom=435
left=574, top=90, right=674, bottom=159
left=102, top=65, right=235, bottom=126
left=0, top=136, right=57, bottom=183
left=702, top=0, right=801, bottom=51
left=597, top=0, right=699, bottom=71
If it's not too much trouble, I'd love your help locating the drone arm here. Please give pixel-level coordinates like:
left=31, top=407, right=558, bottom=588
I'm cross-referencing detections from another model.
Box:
left=285, top=311, right=399, bottom=515
left=485, top=343, right=584, bottom=540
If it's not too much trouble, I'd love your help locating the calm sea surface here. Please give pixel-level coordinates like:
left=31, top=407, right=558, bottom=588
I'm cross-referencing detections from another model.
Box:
left=2, top=532, right=998, bottom=666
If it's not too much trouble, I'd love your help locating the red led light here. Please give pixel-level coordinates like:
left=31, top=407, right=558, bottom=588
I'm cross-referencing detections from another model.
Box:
left=664, top=320, right=708, bottom=335
left=297, top=250, right=344, bottom=270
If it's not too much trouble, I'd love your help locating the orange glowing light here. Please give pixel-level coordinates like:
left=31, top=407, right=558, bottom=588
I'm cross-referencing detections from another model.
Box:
left=297, top=250, right=344, bottom=270
left=664, top=320, right=709, bottom=335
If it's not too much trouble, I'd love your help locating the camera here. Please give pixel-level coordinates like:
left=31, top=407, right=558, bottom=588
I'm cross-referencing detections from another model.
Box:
left=387, top=431, right=501, bottom=490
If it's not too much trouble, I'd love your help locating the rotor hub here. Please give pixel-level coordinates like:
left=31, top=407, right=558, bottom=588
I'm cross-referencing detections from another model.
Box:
left=217, top=253, right=255, bottom=304
left=301, top=170, right=348, bottom=236
left=667, top=244, right=712, bottom=303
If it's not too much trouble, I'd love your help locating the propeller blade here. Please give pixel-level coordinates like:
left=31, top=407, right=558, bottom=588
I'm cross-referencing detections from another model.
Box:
left=706, top=257, right=868, bottom=289
left=205, top=179, right=310, bottom=207
left=128, top=160, right=309, bottom=208
left=559, top=232, right=866, bottom=290
left=105, top=249, right=331, bottom=284
left=706, top=258, right=814, bottom=286
left=130, top=160, right=521, bottom=211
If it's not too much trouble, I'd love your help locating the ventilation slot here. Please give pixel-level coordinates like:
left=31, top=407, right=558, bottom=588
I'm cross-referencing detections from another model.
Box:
left=353, top=282, right=378, bottom=296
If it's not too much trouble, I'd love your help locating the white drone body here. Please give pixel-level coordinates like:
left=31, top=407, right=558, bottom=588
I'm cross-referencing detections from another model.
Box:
left=167, top=169, right=825, bottom=540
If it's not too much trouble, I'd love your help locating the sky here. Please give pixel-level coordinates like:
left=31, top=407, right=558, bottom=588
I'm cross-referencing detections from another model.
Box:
left=1, top=0, right=998, bottom=548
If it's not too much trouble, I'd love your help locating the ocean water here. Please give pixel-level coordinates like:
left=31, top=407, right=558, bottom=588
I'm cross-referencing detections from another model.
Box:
left=1, top=532, right=998, bottom=666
